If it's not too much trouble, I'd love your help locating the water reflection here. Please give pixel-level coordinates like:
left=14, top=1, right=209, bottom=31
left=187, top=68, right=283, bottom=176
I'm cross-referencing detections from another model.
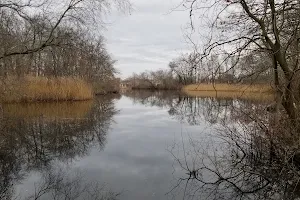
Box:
left=124, top=90, right=269, bottom=125
left=124, top=90, right=299, bottom=200
left=0, top=95, right=120, bottom=199
left=19, top=167, right=119, bottom=200
left=167, top=117, right=300, bottom=200
left=2, top=90, right=298, bottom=199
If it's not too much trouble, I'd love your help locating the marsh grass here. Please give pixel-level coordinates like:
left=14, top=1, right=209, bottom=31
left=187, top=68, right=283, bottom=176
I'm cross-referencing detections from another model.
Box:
left=183, top=83, right=275, bottom=102
left=0, top=76, right=94, bottom=103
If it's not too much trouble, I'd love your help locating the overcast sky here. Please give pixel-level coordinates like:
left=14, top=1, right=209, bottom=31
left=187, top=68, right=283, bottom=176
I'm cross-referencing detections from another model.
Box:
left=103, top=0, right=191, bottom=78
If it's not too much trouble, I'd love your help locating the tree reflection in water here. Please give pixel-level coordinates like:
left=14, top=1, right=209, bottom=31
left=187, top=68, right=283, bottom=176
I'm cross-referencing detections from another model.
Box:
left=21, top=166, right=119, bottom=200
left=0, top=95, right=120, bottom=200
left=124, top=90, right=300, bottom=200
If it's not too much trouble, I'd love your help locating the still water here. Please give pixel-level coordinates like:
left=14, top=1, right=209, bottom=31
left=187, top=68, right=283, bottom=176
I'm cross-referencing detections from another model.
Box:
left=0, top=91, right=295, bottom=200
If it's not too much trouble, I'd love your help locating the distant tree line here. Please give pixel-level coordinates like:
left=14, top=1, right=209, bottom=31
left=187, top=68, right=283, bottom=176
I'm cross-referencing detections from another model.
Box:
left=124, top=69, right=181, bottom=90
left=125, top=49, right=274, bottom=90
left=168, top=50, right=273, bottom=85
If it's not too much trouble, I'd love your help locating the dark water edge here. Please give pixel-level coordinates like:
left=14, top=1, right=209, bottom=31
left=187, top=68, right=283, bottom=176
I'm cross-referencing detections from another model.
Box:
left=0, top=90, right=298, bottom=200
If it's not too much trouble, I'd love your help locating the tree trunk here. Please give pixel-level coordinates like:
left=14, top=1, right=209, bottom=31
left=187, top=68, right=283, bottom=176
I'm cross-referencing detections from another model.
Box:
left=282, top=82, right=298, bottom=122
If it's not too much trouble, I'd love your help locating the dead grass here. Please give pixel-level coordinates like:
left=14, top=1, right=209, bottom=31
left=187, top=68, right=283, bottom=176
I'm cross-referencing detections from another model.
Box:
left=0, top=76, right=94, bottom=103
left=183, top=83, right=275, bottom=102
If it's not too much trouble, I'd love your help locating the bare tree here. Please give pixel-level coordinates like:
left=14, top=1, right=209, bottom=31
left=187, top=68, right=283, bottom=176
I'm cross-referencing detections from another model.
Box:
left=126, top=69, right=180, bottom=90
left=169, top=53, right=200, bottom=85
left=177, top=0, right=300, bottom=120
left=0, top=0, right=130, bottom=59
left=0, top=0, right=129, bottom=94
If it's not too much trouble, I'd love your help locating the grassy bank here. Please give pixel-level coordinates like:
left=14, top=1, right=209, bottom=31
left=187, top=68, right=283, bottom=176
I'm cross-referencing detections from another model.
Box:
left=183, top=83, right=275, bottom=101
left=0, top=76, right=94, bottom=103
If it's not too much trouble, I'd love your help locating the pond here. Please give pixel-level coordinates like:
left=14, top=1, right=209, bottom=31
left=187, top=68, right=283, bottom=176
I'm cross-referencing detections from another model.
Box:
left=0, top=91, right=298, bottom=200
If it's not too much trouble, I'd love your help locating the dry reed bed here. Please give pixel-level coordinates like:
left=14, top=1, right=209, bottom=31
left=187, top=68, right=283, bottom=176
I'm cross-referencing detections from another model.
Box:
left=0, top=76, right=94, bottom=103
left=183, top=83, right=275, bottom=102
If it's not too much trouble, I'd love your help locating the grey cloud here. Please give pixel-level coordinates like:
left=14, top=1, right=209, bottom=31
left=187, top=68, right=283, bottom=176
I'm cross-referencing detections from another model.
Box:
left=104, top=0, right=191, bottom=78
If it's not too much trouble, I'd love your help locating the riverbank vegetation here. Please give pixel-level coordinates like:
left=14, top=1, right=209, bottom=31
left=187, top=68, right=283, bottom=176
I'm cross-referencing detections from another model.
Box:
left=183, top=84, right=275, bottom=101
left=183, top=83, right=273, bottom=93
left=123, top=69, right=181, bottom=90
left=0, top=76, right=93, bottom=103
left=124, top=52, right=275, bottom=101
left=125, top=49, right=275, bottom=98
left=0, top=0, right=129, bottom=103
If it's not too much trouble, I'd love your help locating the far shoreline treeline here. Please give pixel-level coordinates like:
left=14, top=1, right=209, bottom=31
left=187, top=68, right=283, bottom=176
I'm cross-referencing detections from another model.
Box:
left=121, top=53, right=276, bottom=101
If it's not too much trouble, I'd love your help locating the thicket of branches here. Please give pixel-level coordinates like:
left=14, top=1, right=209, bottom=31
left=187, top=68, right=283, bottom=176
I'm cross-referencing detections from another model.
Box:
left=125, top=69, right=181, bottom=90
left=174, top=0, right=300, bottom=121
left=126, top=49, right=274, bottom=90
left=0, top=0, right=129, bottom=82
left=169, top=51, right=274, bottom=84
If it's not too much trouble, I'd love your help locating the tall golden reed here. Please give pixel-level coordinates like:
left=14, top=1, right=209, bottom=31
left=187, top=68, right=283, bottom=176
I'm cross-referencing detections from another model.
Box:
left=183, top=83, right=275, bottom=102
left=0, top=76, right=94, bottom=103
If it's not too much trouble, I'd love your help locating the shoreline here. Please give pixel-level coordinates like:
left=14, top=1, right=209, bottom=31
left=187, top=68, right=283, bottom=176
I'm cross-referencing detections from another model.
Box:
left=0, top=76, right=120, bottom=104
left=182, top=83, right=275, bottom=102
